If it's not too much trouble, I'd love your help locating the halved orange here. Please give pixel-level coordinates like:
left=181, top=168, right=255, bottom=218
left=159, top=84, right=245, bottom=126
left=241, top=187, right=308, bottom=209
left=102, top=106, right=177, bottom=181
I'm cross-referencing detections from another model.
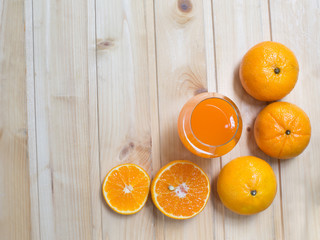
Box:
left=102, top=164, right=150, bottom=215
left=151, top=160, right=210, bottom=219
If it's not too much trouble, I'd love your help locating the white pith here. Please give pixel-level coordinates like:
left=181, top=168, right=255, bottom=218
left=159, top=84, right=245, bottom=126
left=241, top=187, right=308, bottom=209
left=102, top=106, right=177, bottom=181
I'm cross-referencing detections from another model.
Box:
left=175, top=182, right=189, bottom=198
left=123, top=184, right=133, bottom=193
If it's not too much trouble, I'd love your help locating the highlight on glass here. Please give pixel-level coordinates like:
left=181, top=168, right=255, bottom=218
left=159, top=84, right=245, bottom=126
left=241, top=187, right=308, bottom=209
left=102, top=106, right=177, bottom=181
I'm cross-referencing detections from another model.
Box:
left=178, top=92, right=242, bottom=158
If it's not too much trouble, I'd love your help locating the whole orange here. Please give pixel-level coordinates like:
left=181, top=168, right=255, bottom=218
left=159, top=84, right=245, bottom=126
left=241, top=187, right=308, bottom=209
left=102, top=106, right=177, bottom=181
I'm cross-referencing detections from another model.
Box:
left=217, top=156, right=277, bottom=215
left=239, top=41, right=299, bottom=101
left=254, top=102, right=311, bottom=159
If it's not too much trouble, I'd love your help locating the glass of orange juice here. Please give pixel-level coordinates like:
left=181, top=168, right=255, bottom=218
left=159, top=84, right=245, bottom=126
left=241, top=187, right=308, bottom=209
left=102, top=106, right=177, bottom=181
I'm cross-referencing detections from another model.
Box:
left=178, top=92, right=242, bottom=158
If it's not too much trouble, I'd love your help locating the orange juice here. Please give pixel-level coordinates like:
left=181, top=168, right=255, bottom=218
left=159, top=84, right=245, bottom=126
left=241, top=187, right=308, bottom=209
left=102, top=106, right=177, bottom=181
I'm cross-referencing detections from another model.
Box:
left=178, top=93, right=242, bottom=158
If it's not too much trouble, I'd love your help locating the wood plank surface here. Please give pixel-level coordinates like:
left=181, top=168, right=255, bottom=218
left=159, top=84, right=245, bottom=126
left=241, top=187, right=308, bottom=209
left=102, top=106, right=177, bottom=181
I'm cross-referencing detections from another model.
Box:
left=0, top=0, right=319, bottom=239
left=25, top=0, right=41, bottom=238
left=269, top=0, right=320, bottom=239
left=32, top=0, right=97, bottom=239
left=0, top=0, right=31, bottom=239
left=95, top=0, right=155, bottom=239
left=87, top=0, right=103, bottom=238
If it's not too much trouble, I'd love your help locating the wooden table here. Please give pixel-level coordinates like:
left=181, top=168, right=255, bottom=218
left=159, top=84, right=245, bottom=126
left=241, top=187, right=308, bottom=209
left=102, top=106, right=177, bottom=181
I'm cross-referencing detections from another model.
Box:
left=1, top=0, right=319, bottom=239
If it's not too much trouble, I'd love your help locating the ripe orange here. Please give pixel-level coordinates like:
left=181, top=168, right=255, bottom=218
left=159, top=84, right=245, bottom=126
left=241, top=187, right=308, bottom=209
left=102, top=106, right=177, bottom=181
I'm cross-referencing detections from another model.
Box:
left=239, top=41, right=299, bottom=101
left=102, top=164, right=150, bottom=215
left=151, top=160, right=210, bottom=219
left=254, top=102, right=311, bottom=159
left=217, top=156, right=277, bottom=215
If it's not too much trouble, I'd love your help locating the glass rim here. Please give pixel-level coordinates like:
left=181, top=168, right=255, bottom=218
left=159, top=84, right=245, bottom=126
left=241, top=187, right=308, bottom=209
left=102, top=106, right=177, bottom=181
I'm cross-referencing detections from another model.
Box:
left=189, top=96, right=241, bottom=148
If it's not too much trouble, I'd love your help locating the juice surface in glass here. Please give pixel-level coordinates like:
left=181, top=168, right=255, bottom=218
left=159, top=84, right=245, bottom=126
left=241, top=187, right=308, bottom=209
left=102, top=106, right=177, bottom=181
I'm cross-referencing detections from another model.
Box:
left=178, top=93, right=242, bottom=158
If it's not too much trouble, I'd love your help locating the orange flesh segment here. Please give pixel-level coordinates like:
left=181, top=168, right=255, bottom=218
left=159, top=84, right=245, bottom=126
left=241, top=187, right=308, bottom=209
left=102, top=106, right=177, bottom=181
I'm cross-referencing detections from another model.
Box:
left=103, top=165, right=150, bottom=214
left=154, top=162, right=209, bottom=218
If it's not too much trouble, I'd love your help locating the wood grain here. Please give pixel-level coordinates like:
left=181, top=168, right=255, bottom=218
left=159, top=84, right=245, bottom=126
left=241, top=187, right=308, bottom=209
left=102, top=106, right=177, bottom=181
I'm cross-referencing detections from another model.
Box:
left=213, top=0, right=283, bottom=239
left=25, top=0, right=41, bottom=238
left=88, top=0, right=103, bottom=239
left=270, top=0, right=320, bottom=239
left=0, top=0, right=31, bottom=239
left=32, top=0, right=96, bottom=239
left=154, top=0, right=217, bottom=239
left=95, top=0, right=155, bottom=239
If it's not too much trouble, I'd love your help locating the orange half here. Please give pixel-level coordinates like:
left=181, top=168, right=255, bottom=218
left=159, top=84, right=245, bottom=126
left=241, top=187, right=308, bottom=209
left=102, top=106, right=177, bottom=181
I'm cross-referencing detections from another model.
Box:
left=102, top=164, right=150, bottom=215
left=151, top=160, right=210, bottom=219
